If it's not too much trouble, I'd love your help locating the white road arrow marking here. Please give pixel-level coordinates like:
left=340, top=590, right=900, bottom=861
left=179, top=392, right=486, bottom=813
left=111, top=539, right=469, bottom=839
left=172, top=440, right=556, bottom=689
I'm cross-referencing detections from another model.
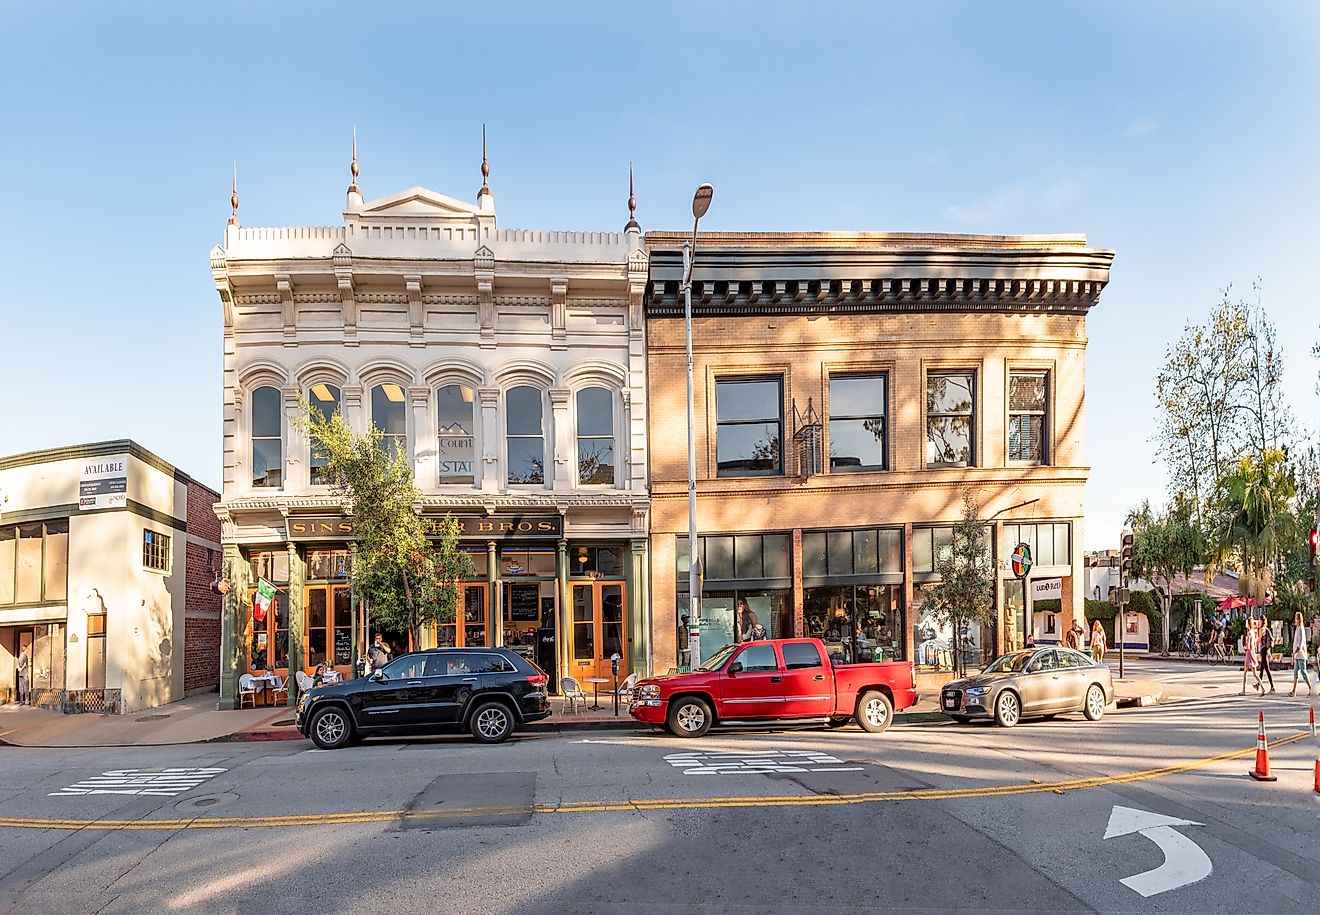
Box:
left=1104, top=805, right=1211, bottom=898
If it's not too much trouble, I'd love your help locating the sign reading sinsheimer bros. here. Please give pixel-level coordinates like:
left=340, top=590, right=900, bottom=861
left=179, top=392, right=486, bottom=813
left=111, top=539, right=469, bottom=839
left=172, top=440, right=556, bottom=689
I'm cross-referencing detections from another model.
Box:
left=288, top=515, right=562, bottom=541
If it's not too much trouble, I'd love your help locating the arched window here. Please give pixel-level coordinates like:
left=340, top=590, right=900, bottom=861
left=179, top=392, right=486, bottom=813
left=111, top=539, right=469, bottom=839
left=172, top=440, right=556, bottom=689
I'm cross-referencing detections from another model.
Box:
left=308, top=383, right=341, bottom=485
left=506, top=386, right=545, bottom=485
left=370, top=383, right=408, bottom=460
left=576, top=387, right=615, bottom=485
left=251, top=386, right=283, bottom=488
left=436, top=384, right=476, bottom=485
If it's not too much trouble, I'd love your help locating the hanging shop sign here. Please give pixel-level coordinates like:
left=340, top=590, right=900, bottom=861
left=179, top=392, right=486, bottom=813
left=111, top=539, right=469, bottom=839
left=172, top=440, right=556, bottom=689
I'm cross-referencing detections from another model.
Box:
left=1010, top=542, right=1033, bottom=580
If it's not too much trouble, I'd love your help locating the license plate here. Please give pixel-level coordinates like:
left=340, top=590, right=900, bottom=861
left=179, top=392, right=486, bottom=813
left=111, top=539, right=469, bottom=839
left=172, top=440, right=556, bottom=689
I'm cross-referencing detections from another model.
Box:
left=942, top=697, right=956, bottom=709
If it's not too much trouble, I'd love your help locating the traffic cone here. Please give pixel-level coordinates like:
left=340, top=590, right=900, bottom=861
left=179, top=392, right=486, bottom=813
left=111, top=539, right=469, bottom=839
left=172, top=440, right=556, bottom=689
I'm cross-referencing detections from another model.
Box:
left=1249, top=710, right=1277, bottom=782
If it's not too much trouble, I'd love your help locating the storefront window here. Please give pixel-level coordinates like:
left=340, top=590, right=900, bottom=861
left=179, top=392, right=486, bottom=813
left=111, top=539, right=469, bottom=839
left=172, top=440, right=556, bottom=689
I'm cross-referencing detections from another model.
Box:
left=576, top=387, right=615, bottom=485
left=1003, top=522, right=1070, bottom=568
left=306, top=586, right=351, bottom=667
left=0, top=520, right=68, bottom=605
left=251, top=385, right=283, bottom=487
left=570, top=546, right=624, bottom=577
left=499, top=547, right=556, bottom=577
left=306, top=549, right=351, bottom=581
left=506, top=386, right=545, bottom=484
left=804, top=584, right=903, bottom=663
left=437, top=384, right=476, bottom=485
left=1008, top=372, right=1048, bottom=464
left=308, top=383, right=342, bottom=485
left=803, top=528, right=902, bottom=577
left=828, top=374, right=887, bottom=472
left=912, top=585, right=985, bottom=672
left=371, top=383, right=408, bottom=461
left=248, top=550, right=291, bottom=670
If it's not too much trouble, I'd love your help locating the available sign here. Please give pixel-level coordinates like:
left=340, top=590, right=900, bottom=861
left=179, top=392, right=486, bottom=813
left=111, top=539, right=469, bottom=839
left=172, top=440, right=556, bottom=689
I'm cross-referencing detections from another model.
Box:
left=79, top=454, right=128, bottom=510
left=1031, top=578, right=1063, bottom=600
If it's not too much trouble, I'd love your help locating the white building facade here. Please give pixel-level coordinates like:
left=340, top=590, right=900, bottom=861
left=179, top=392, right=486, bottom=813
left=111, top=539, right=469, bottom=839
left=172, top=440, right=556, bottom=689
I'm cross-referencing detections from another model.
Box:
left=210, top=165, right=650, bottom=708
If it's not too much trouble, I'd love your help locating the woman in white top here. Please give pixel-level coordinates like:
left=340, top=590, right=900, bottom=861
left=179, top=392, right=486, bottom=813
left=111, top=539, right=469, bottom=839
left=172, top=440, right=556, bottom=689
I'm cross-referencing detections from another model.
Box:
left=1290, top=611, right=1313, bottom=697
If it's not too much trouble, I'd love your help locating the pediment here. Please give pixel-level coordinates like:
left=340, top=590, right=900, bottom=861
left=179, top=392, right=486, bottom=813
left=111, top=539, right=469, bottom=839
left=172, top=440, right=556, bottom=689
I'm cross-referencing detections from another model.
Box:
left=357, top=186, right=483, bottom=219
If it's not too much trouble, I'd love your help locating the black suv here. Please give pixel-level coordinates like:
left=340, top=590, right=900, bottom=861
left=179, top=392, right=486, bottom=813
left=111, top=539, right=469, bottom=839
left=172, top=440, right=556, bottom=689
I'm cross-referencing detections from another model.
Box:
left=295, top=647, right=551, bottom=749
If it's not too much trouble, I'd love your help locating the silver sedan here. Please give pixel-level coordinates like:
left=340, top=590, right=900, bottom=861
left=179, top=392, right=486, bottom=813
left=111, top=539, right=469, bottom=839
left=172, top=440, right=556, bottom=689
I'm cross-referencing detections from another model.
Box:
left=939, top=647, right=1115, bottom=727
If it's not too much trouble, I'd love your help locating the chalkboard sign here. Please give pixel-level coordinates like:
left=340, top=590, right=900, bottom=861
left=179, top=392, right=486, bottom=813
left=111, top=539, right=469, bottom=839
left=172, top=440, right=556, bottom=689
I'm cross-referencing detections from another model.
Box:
left=508, top=584, right=540, bottom=621
left=334, top=629, right=352, bottom=664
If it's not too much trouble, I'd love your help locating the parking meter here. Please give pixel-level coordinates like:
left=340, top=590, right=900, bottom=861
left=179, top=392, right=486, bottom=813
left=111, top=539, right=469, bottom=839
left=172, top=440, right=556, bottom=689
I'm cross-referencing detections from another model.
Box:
left=610, top=652, right=621, bottom=678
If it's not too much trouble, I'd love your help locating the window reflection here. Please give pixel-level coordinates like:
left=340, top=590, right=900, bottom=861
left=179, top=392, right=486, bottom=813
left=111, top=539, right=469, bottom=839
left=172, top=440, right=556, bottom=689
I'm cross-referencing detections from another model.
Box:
left=308, top=383, right=341, bottom=485
left=371, top=384, right=407, bottom=461
left=437, top=384, right=476, bottom=485
left=506, top=386, right=545, bottom=484
left=251, top=386, right=283, bottom=487
left=829, top=374, right=887, bottom=471
left=925, top=372, right=974, bottom=467
left=716, top=378, right=782, bottom=476
left=576, top=387, right=615, bottom=485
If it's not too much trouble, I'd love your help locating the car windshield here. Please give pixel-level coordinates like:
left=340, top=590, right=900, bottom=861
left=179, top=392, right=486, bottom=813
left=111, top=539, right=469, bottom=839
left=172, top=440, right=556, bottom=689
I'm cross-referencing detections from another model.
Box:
left=983, top=650, right=1037, bottom=674
left=695, top=644, right=739, bottom=672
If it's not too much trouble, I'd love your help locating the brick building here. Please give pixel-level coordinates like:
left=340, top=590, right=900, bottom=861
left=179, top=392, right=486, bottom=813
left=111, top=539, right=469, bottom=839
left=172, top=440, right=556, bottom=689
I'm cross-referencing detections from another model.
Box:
left=643, top=232, right=1113, bottom=687
left=0, top=441, right=222, bottom=713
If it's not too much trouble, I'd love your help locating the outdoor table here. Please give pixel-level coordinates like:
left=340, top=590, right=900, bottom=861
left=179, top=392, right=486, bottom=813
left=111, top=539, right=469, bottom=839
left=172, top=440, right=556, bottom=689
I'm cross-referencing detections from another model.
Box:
left=584, top=677, right=609, bottom=711
left=251, top=672, right=278, bottom=706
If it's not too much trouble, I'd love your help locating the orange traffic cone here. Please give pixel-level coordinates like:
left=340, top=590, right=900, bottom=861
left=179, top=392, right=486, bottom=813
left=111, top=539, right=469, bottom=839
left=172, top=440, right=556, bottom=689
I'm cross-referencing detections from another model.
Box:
left=1249, top=710, right=1277, bottom=782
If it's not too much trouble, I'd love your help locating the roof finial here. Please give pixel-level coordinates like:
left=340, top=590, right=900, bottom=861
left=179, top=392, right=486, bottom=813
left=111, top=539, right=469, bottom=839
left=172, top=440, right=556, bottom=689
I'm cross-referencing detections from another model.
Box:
left=228, top=161, right=240, bottom=227
left=479, top=124, right=491, bottom=197
left=625, top=161, right=640, bottom=231
left=349, top=126, right=360, bottom=194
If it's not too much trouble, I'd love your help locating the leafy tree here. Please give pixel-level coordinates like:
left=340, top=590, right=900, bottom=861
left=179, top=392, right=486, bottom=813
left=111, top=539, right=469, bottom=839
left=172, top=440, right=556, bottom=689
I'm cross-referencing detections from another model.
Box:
left=297, top=403, right=474, bottom=650
left=924, top=491, right=994, bottom=676
left=1126, top=498, right=1203, bottom=656
left=1208, top=447, right=1295, bottom=606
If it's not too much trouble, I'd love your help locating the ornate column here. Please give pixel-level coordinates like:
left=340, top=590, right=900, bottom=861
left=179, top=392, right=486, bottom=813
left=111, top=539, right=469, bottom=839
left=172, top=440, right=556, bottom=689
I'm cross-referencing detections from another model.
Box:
left=218, top=542, right=249, bottom=710
left=557, top=538, right=570, bottom=685
left=342, top=385, right=365, bottom=436
left=286, top=541, right=305, bottom=705
left=487, top=540, right=500, bottom=646
left=409, top=386, right=431, bottom=487
left=548, top=387, right=572, bottom=490
left=628, top=538, right=649, bottom=677
left=478, top=387, right=500, bottom=492
left=282, top=387, right=303, bottom=489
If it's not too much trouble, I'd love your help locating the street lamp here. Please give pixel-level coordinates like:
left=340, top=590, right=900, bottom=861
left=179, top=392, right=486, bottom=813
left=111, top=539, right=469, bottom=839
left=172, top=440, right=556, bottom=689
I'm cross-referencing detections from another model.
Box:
left=684, top=183, right=713, bottom=668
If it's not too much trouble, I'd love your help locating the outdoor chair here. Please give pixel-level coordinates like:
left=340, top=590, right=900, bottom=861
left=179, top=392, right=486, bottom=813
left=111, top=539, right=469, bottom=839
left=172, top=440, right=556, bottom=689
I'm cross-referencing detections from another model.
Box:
left=295, top=671, right=315, bottom=693
left=268, top=674, right=288, bottom=705
left=605, top=672, right=638, bottom=703
left=237, top=674, right=259, bottom=709
left=560, top=677, right=586, bottom=714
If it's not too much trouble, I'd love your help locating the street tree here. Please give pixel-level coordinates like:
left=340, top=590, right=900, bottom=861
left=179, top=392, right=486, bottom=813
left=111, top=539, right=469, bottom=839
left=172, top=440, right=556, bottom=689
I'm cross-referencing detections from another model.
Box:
left=297, top=403, right=474, bottom=651
left=1126, top=498, right=1203, bottom=654
left=1208, top=447, right=1296, bottom=607
left=924, top=491, right=995, bottom=677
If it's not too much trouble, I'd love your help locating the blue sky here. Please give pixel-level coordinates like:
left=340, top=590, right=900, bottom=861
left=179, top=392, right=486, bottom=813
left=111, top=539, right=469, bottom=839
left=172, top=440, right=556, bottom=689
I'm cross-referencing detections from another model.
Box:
left=2, top=1, right=1317, bottom=549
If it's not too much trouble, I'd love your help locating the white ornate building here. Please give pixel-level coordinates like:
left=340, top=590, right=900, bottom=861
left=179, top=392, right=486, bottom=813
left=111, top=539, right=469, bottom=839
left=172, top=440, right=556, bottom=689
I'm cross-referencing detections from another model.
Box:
left=210, top=147, right=650, bottom=708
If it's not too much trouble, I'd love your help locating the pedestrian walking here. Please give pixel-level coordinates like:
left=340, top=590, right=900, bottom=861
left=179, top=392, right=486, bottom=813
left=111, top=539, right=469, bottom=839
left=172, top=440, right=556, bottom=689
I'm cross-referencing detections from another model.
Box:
left=16, top=645, right=31, bottom=705
left=1064, top=620, right=1083, bottom=651
left=1090, top=620, right=1107, bottom=663
left=1241, top=617, right=1263, bottom=696
left=1258, top=620, right=1276, bottom=693
left=1290, top=611, right=1313, bottom=697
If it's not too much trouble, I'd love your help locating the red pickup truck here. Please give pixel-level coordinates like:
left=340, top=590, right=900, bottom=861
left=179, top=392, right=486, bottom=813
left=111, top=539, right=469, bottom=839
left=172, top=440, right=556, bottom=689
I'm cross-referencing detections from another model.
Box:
left=629, top=637, right=918, bottom=737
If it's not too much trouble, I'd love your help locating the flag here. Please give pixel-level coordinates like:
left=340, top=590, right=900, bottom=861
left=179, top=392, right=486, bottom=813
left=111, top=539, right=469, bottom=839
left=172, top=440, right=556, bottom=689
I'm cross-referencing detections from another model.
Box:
left=253, top=578, right=276, bottom=622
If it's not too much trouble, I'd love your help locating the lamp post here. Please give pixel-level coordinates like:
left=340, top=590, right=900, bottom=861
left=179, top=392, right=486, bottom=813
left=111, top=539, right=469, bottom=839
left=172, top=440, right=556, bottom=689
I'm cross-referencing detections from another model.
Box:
left=684, top=183, right=713, bottom=669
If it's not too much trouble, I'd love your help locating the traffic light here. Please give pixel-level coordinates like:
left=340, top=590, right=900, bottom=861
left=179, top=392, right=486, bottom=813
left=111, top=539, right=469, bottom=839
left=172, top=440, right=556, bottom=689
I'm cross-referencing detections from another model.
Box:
left=1310, top=527, right=1317, bottom=592
left=1120, top=531, right=1134, bottom=580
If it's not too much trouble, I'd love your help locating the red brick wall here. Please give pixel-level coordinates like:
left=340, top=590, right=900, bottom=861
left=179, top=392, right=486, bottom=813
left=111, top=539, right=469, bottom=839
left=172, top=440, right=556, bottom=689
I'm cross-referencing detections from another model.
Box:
left=184, top=617, right=221, bottom=692
left=186, top=479, right=222, bottom=543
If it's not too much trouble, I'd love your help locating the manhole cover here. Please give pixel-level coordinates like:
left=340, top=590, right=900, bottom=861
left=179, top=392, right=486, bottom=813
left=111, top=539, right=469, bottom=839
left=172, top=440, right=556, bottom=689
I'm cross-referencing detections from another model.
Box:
left=175, top=792, right=239, bottom=814
left=135, top=715, right=171, bottom=722
left=273, top=718, right=295, bottom=726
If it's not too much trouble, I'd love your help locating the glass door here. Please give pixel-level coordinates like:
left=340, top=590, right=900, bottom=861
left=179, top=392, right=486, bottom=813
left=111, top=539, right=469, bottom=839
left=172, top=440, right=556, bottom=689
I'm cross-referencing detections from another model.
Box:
left=569, top=581, right=628, bottom=683
left=306, top=585, right=352, bottom=675
left=461, top=584, right=489, bottom=647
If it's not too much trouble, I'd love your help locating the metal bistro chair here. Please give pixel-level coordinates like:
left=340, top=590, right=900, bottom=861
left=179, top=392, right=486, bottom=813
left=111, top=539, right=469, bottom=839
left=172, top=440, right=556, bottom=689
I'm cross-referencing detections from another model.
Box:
left=237, top=673, right=259, bottom=709
left=267, top=674, right=288, bottom=706
left=295, top=670, right=315, bottom=693
left=606, top=672, right=638, bottom=704
left=560, top=677, right=586, bottom=715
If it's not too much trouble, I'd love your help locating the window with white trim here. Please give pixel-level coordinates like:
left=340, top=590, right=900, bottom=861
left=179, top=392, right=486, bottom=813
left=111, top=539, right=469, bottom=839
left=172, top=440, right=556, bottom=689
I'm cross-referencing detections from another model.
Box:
left=251, top=386, right=283, bottom=487
left=576, top=387, right=615, bottom=485
left=1008, top=372, right=1048, bottom=464
left=370, top=383, right=408, bottom=461
left=143, top=529, right=171, bottom=572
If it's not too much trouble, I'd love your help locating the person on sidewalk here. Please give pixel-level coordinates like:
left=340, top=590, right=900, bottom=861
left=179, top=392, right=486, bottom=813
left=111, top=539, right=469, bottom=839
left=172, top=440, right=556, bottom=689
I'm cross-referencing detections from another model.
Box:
left=16, top=646, right=30, bottom=705
left=1290, top=611, right=1313, bottom=697
left=368, top=632, right=391, bottom=672
left=1064, top=621, right=1083, bottom=651
left=1258, top=620, right=1276, bottom=694
left=1241, top=617, right=1262, bottom=696
left=1090, top=620, right=1107, bottom=663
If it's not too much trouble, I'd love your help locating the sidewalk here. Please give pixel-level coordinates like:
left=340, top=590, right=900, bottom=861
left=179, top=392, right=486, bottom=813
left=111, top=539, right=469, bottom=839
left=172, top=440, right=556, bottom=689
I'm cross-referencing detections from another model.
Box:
left=1, top=691, right=951, bottom=749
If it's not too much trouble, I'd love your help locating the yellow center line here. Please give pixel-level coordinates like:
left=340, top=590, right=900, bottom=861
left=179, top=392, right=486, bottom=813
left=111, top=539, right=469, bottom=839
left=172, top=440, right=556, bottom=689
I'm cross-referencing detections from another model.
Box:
left=0, top=731, right=1306, bottom=831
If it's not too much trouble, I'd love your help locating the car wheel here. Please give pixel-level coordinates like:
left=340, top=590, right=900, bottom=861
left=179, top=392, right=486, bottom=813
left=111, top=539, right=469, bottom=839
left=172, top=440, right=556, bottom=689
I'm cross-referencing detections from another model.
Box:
left=994, top=691, right=1021, bottom=728
left=1083, top=684, right=1106, bottom=722
left=309, top=707, right=353, bottom=750
left=826, top=716, right=851, bottom=729
left=470, top=701, right=515, bottom=744
left=667, top=696, right=713, bottom=738
left=855, top=690, right=893, bottom=734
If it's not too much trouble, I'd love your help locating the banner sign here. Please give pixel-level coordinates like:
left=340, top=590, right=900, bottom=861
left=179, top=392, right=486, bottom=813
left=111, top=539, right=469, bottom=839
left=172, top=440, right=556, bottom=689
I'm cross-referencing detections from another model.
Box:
left=1010, top=542, right=1033, bottom=580
left=287, top=514, right=563, bottom=541
left=1031, top=578, right=1063, bottom=600
left=79, top=454, right=128, bottom=510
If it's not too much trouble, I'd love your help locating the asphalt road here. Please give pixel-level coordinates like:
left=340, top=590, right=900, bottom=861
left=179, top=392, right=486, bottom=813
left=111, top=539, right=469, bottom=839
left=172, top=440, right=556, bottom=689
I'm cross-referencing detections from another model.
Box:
left=1, top=666, right=1317, bottom=915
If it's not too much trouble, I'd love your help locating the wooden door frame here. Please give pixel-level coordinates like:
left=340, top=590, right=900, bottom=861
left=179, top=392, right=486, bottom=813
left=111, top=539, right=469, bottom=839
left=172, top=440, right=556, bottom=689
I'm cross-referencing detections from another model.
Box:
left=567, top=580, right=628, bottom=682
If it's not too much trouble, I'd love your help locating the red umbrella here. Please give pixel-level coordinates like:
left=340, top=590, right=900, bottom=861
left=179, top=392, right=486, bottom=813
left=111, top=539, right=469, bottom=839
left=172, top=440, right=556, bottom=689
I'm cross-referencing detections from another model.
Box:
left=1216, top=596, right=1249, bottom=610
